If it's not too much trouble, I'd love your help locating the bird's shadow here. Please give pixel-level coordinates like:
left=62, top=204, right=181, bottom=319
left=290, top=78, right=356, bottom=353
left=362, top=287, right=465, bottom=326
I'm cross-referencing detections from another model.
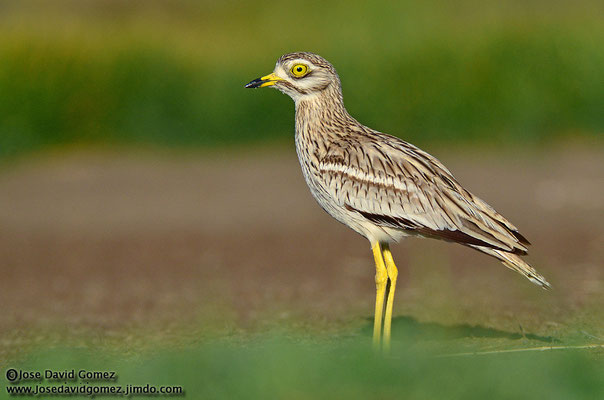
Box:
left=363, top=316, right=558, bottom=343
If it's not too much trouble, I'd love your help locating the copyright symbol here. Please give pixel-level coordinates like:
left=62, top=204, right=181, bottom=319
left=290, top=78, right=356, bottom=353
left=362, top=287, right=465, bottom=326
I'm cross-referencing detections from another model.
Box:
left=6, top=368, right=18, bottom=382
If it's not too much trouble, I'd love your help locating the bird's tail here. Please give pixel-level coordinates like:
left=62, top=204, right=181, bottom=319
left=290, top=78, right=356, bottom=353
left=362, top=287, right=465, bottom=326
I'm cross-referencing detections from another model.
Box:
left=471, top=246, right=551, bottom=289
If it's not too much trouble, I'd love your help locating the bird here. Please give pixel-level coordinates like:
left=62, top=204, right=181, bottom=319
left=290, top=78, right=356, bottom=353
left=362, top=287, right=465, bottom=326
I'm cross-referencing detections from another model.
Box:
left=245, top=52, right=550, bottom=351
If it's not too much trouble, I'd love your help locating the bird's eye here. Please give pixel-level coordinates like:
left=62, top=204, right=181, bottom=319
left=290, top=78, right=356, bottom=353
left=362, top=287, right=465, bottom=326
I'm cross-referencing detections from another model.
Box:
left=290, top=64, right=309, bottom=77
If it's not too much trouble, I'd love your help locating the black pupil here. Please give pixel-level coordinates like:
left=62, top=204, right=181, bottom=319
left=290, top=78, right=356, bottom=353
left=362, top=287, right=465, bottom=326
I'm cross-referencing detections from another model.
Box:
left=297, top=67, right=303, bottom=72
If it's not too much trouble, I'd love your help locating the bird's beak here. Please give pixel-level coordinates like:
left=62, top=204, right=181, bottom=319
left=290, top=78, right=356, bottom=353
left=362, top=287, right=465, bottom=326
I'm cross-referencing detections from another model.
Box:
left=245, top=73, right=284, bottom=89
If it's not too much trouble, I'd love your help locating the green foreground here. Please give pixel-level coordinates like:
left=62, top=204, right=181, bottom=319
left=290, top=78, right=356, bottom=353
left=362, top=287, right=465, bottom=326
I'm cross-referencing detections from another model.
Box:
left=3, top=335, right=603, bottom=399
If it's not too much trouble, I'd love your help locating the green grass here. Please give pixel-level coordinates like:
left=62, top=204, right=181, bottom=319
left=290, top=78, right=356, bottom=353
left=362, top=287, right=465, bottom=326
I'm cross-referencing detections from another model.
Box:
left=0, top=0, right=603, bottom=159
left=3, top=336, right=603, bottom=399
left=3, top=308, right=603, bottom=399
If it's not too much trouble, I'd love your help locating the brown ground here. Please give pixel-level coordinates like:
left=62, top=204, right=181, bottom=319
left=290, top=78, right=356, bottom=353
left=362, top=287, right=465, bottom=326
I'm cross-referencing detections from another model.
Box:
left=0, top=145, right=603, bottom=360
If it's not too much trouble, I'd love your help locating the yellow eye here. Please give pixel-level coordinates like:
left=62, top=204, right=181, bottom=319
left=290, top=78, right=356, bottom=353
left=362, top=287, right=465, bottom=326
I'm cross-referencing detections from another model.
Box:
left=290, top=64, right=309, bottom=77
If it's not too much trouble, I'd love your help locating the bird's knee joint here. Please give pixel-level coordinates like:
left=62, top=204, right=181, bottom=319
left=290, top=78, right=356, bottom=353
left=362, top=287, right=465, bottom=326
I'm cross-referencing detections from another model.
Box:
left=375, top=271, right=388, bottom=286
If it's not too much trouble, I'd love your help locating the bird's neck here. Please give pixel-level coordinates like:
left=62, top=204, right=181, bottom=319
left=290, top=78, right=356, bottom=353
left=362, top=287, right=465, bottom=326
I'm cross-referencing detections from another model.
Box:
left=294, top=85, right=354, bottom=135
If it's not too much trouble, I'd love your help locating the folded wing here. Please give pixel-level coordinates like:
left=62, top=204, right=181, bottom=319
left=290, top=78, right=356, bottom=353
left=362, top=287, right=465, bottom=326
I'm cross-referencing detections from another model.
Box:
left=318, top=131, right=531, bottom=255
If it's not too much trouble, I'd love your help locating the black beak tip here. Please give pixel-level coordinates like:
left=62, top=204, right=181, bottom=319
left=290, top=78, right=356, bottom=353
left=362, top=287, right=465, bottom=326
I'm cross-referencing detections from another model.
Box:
left=245, top=78, right=263, bottom=89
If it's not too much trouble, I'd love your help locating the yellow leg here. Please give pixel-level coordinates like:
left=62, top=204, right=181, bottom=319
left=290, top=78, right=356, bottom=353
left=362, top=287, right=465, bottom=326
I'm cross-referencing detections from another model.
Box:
left=372, top=242, right=388, bottom=351
left=381, top=243, right=398, bottom=352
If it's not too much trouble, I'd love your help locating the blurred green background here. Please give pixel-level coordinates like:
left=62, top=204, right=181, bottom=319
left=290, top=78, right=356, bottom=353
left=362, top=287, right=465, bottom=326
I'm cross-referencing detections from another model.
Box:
left=0, top=0, right=602, bottom=159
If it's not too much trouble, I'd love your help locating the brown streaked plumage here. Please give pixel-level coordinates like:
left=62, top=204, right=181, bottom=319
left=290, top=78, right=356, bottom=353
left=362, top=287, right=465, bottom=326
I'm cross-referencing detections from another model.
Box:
left=245, top=52, right=550, bottom=351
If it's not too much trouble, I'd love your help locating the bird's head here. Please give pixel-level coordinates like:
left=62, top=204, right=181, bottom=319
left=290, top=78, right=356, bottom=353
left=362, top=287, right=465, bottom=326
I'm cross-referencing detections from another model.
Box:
left=245, top=52, right=342, bottom=102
